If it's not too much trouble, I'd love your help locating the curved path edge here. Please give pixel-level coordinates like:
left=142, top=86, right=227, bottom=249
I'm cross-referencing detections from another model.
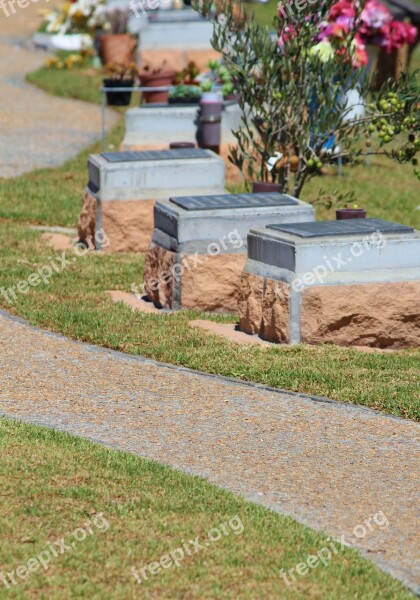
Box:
left=0, top=309, right=419, bottom=595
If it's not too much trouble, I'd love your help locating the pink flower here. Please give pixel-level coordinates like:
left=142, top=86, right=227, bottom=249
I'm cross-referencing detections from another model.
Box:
left=380, top=20, right=418, bottom=52
left=318, top=22, right=348, bottom=40
left=352, top=37, right=369, bottom=67
left=360, top=0, right=391, bottom=32
left=400, top=21, right=418, bottom=45
left=329, top=0, right=355, bottom=21
left=278, top=24, right=298, bottom=48
left=325, top=0, right=417, bottom=56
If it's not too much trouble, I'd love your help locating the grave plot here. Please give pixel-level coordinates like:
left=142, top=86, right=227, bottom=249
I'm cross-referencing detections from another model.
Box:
left=144, top=192, right=314, bottom=312
left=136, top=10, right=219, bottom=71
left=239, top=219, right=420, bottom=348
left=121, top=102, right=242, bottom=150
left=77, top=149, right=226, bottom=253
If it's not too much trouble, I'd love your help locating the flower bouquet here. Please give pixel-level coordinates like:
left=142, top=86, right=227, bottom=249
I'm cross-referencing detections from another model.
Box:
left=38, top=0, right=106, bottom=50
left=317, top=0, right=417, bottom=68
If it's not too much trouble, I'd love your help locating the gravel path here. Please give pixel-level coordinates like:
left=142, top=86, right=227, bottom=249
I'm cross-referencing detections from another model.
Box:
left=0, top=310, right=419, bottom=594
left=0, top=10, right=419, bottom=595
left=0, top=9, right=118, bottom=178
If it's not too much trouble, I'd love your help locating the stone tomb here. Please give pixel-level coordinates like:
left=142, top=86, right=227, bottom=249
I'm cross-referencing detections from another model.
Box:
left=144, top=192, right=315, bottom=312
left=77, top=148, right=226, bottom=252
left=239, top=218, right=420, bottom=348
left=121, top=102, right=242, bottom=149
left=136, top=10, right=219, bottom=71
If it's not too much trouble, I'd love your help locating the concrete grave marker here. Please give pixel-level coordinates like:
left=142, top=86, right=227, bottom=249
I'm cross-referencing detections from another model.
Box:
left=78, top=149, right=226, bottom=252
left=144, top=192, right=315, bottom=312
left=239, top=219, right=420, bottom=348
left=121, top=103, right=243, bottom=149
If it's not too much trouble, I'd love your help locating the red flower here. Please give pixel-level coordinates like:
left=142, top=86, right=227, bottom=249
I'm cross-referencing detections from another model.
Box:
left=278, top=23, right=298, bottom=48
left=381, top=20, right=418, bottom=52
left=329, top=0, right=355, bottom=21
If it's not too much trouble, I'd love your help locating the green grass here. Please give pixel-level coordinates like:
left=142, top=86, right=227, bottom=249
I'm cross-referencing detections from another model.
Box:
left=26, top=52, right=104, bottom=105
left=0, top=210, right=418, bottom=420
left=0, top=120, right=124, bottom=226
left=0, top=417, right=415, bottom=599
left=0, top=112, right=418, bottom=422
left=246, top=0, right=278, bottom=28
left=301, top=157, right=420, bottom=228
left=0, top=31, right=417, bottom=600
left=1, top=54, right=419, bottom=425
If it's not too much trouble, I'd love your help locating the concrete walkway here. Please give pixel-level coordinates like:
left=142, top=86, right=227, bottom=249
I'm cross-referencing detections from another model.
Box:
left=0, top=7, right=118, bottom=177
left=0, top=311, right=419, bottom=594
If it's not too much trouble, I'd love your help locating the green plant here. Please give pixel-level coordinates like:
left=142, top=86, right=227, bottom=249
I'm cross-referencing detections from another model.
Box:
left=169, top=84, right=202, bottom=100
left=104, top=62, right=138, bottom=81
left=195, top=1, right=420, bottom=196
left=174, top=61, right=201, bottom=85
left=200, top=59, right=236, bottom=97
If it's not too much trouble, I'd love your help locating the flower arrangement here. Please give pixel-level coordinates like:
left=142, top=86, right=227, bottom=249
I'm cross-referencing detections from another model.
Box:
left=39, top=0, right=106, bottom=35
left=317, top=0, right=418, bottom=67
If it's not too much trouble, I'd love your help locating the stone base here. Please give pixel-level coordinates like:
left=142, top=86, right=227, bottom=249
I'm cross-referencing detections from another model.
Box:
left=77, top=191, right=155, bottom=252
left=144, top=245, right=175, bottom=308
left=300, top=281, right=420, bottom=348
left=78, top=143, right=226, bottom=253
left=77, top=190, right=155, bottom=253
left=140, top=49, right=221, bottom=72
left=239, top=272, right=420, bottom=349
left=238, top=274, right=290, bottom=343
left=144, top=244, right=246, bottom=313
left=101, top=199, right=156, bottom=253
left=77, top=189, right=97, bottom=246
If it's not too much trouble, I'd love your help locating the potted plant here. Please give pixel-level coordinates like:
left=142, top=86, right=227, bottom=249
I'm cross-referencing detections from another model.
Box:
left=200, top=60, right=236, bottom=100
left=96, top=7, right=137, bottom=66
left=139, top=64, right=176, bottom=104
left=103, top=62, right=138, bottom=106
left=169, top=84, right=202, bottom=105
left=174, top=61, right=201, bottom=86
left=169, top=62, right=202, bottom=103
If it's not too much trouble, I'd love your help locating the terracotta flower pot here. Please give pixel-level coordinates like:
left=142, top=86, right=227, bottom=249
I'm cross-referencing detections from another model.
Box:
left=139, top=69, right=175, bottom=104
left=252, top=181, right=283, bottom=193
left=336, top=208, right=366, bottom=220
left=98, top=34, right=137, bottom=66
